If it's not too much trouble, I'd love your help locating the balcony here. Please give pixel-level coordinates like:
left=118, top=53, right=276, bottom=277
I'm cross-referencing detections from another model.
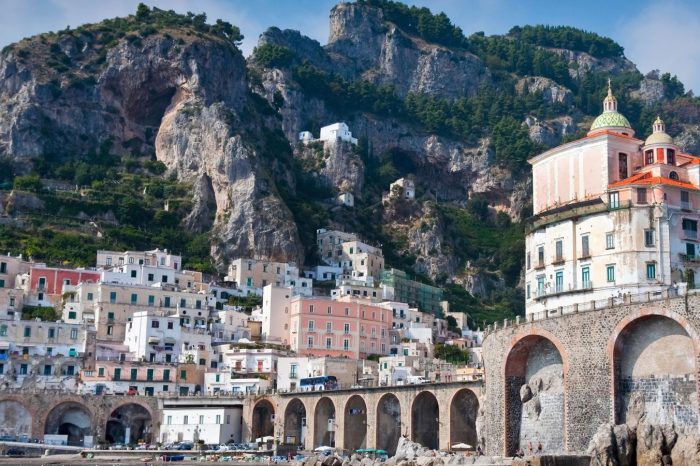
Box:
left=682, top=201, right=692, bottom=211
left=534, top=281, right=593, bottom=301
left=679, top=253, right=700, bottom=263
left=683, top=230, right=698, bottom=240
left=551, top=255, right=565, bottom=266
left=534, top=261, right=545, bottom=270
left=289, top=373, right=298, bottom=379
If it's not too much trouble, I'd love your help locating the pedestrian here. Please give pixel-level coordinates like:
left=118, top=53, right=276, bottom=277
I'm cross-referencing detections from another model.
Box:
left=475, top=445, right=482, bottom=456
left=528, top=441, right=533, bottom=455
left=537, top=441, right=543, bottom=454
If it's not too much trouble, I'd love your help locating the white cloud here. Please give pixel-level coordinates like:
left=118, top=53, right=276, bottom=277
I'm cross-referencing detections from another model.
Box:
left=620, top=0, right=700, bottom=94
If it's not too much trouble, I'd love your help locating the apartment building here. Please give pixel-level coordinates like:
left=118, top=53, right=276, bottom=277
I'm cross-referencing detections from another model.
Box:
left=225, top=258, right=312, bottom=296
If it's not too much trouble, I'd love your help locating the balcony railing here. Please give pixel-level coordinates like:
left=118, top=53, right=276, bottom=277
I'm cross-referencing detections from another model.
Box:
left=534, top=261, right=545, bottom=270
left=682, top=201, right=691, bottom=210
left=683, top=230, right=698, bottom=240
left=535, top=281, right=593, bottom=300
left=679, top=253, right=700, bottom=263
left=551, top=255, right=565, bottom=265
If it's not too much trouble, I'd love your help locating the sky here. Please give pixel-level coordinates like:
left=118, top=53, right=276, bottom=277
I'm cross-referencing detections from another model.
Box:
left=2, top=0, right=700, bottom=93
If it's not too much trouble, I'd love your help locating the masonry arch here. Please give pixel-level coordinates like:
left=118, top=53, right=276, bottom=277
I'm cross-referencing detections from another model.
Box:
left=313, top=397, right=336, bottom=447
left=449, top=388, right=479, bottom=448
left=610, top=312, right=699, bottom=428
left=504, top=332, right=567, bottom=455
left=344, top=395, right=367, bottom=451
left=0, top=400, right=32, bottom=437
left=105, top=403, right=153, bottom=445
left=283, top=398, right=307, bottom=447
left=44, top=401, right=92, bottom=446
left=252, top=399, right=276, bottom=442
left=411, top=391, right=439, bottom=450
left=376, top=393, right=402, bottom=455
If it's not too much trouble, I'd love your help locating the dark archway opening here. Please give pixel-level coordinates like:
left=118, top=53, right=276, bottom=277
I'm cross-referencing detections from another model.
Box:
left=44, top=402, right=92, bottom=447
left=252, top=400, right=276, bottom=441
left=411, top=391, right=439, bottom=450
left=376, top=394, right=402, bottom=455
left=284, top=398, right=306, bottom=447
left=313, top=397, right=336, bottom=448
left=105, top=404, right=152, bottom=445
left=344, top=395, right=367, bottom=451
left=449, top=389, right=479, bottom=448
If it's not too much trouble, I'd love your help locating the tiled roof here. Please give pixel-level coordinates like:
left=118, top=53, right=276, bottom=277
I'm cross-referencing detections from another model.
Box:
left=608, top=172, right=699, bottom=191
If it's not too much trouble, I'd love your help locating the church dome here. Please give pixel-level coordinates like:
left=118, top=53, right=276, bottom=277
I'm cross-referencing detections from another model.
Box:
left=644, top=116, right=674, bottom=145
left=588, top=79, right=634, bottom=136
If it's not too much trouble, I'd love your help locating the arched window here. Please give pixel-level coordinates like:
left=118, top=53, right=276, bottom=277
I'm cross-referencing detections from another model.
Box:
left=670, top=171, right=679, bottom=180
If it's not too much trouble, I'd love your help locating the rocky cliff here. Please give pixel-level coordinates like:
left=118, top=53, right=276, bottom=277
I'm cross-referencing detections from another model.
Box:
left=1, top=2, right=699, bottom=320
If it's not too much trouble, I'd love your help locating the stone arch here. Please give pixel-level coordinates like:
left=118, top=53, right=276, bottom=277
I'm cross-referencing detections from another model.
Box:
left=504, top=331, right=568, bottom=455
left=411, top=391, right=439, bottom=450
left=376, top=393, right=402, bottom=455
left=283, top=398, right=307, bottom=448
left=252, top=399, right=276, bottom=442
left=0, top=400, right=32, bottom=438
left=449, top=388, right=479, bottom=448
left=44, top=401, right=93, bottom=446
left=313, top=397, right=336, bottom=448
left=344, top=395, right=367, bottom=451
left=609, top=311, right=699, bottom=428
left=105, top=403, right=153, bottom=445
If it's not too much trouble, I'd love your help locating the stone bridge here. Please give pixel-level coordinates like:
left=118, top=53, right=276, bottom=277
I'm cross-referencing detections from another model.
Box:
left=0, top=390, right=159, bottom=446
left=242, top=381, right=483, bottom=455
left=482, top=291, right=700, bottom=456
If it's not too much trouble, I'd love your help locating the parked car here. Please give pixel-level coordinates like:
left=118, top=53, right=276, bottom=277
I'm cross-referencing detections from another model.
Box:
left=175, top=442, right=193, bottom=450
left=109, top=443, right=127, bottom=450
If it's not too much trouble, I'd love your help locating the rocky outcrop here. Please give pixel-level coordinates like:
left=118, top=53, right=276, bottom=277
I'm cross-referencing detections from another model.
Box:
left=543, top=47, right=638, bottom=79
left=516, top=76, right=573, bottom=106
left=326, top=2, right=490, bottom=99
left=676, top=126, right=700, bottom=155
left=632, top=77, right=665, bottom=107
left=587, top=423, right=700, bottom=466
left=295, top=140, right=365, bottom=197
left=526, top=116, right=578, bottom=147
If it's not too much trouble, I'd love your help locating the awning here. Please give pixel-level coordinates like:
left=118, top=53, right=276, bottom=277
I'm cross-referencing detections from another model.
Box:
left=0, top=341, right=9, bottom=349
left=164, top=337, right=176, bottom=345
left=148, top=336, right=160, bottom=344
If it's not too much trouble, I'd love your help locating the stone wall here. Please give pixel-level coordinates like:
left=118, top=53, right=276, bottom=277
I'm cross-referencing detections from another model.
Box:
left=483, top=294, right=700, bottom=456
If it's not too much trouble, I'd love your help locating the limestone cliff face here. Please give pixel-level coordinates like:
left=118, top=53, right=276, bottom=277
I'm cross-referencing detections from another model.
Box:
left=0, top=30, right=304, bottom=268
left=327, top=2, right=490, bottom=99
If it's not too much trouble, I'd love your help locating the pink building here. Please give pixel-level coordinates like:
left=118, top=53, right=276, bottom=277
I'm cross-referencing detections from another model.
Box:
left=289, top=296, right=392, bottom=359
left=28, top=265, right=100, bottom=305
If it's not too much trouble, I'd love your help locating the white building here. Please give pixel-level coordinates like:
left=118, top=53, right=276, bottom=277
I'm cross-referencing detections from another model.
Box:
left=260, top=285, right=292, bottom=344
left=225, top=259, right=312, bottom=297
left=389, top=178, right=415, bottom=200
left=337, top=192, right=354, bottom=207
left=124, top=311, right=181, bottom=364
left=161, top=405, right=243, bottom=444
left=299, top=123, right=358, bottom=146
left=203, top=372, right=271, bottom=395
left=525, top=83, right=700, bottom=315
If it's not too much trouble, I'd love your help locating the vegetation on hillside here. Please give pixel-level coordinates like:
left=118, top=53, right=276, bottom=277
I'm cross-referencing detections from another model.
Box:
left=508, top=25, right=625, bottom=58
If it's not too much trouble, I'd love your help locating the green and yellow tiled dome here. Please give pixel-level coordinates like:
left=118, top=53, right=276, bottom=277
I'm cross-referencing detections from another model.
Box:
left=590, top=111, right=632, bottom=131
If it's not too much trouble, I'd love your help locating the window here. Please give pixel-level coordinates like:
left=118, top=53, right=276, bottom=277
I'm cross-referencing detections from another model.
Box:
left=645, top=150, right=654, bottom=165
left=606, top=233, right=615, bottom=250
left=148, top=295, right=155, bottom=306
left=19, top=364, right=28, bottom=375
left=109, top=291, right=117, bottom=304
left=344, top=323, right=350, bottom=334
left=106, top=325, right=113, bottom=336
left=98, top=367, right=105, bottom=377
left=48, top=328, right=55, bottom=339
left=670, top=171, right=679, bottom=181
left=151, top=320, right=160, bottom=329
left=130, top=293, right=137, bottom=305
left=184, top=415, right=188, bottom=425
left=216, top=414, right=221, bottom=424
left=87, top=292, right=93, bottom=301
left=555, top=271, right=563, bottom=293
left=106, top=257, right=112, bottom=266
left=344, top=307, right=349, bottom=316
left=637, top=188, right=647, bottom=204
left=309, top=305, right=314, bottom=313
left=326, top=322, right=332, bottom=333
left=327, top=306, right=332, bottom=314
left=180, top=369, right=187, bottom=380
left=537, top=275, right=545, bottom=296
left=163, top=369, right=170, bottom=381
left=308, top=321, right=314, bottom=331
left=147, top=273, right=154, bottom=282
left=607, top=265, right=615, bottom=282
left=343, top=339, right=349, bottom=350
left=167, top=415, right=172, bottom=425
left=667, top=149, right=676, bottom=165
left=68, top=311, right=76, bottom=320
left=555, top=240, right=563, bottom=262
left=526, top=252, right=531, bottom=269
left=326, top=337, right=332, bottom=349
left=114, top=368, right=121, bottom=381
left=0, top=262, right=6, bottom=274
left=130, top=368, right=138, bottom=381
left=581, top=266, right=591, bottom=289
left=618, top=153, right=628, bottom=180
left=683, top=218, right=698, bottom=239
left=70, top=328, right=78, bottom=339
left=107, top=311, right=114, bottom=320
left=0, top=325, right=5, bottom=336
left=645, top=229, right=655, bottom=247
left=527, top=283, right=531, bottom=299
left=307, top=337, right=314, bottom=348
left=647, top=263, right=657, bottom=279
left=164, top=297, right=171, bottom=308
left=43, top=364, right=52, bottom=376
left=609, top=192, right=620, bottom=209
left=23, top=326, right=30, bottom=337
left=130, top=270, right=137, bottom=278
left=537, top=245, right=544, bottom=266
left=581, top=235, right=590, bottom=258
left=8, top=297, right=14, bottom=307
left=167, top=321, right=174, bottom=330
left=681, top=190, right=690, bottom=209
left=162, top=275, right=168, bottom=283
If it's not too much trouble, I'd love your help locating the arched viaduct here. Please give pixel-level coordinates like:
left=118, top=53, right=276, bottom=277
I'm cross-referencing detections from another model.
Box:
left=482, top=291, right=700, bottom=456
left=242, top=382, right=483, bottom=454
left=0, top=391, right=159, bottom=446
